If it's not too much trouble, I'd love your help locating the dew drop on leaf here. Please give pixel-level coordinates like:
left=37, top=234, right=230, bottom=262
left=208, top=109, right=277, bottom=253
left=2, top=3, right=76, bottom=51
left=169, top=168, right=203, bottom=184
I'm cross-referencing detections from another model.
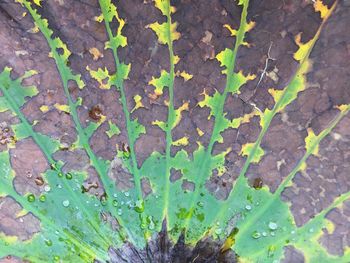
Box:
left=39, top=195, right=46, bottom=202
left=112, top=200, right=118, bottom=207
left=215, top=228, right=222, bottom=235
left=197, top=201, right=204, bottom=207
left=117, top=209, right=122, bottom=215
left=58, top=172, right=63, bottom=177
left=252, top=231, right=261, bottom=239
left=100, top=194, right=107, bottom=206
left=45, top=239, right=53, bottom=246
left=65, top=173, right=73, bottom=180
left=27, top=194, right=35, bottom=202
left=134, top=199, right=144, bottom=213
left=245, top=204, right=252, bottom=210
left=124, top=192, right=130, bottom=197
left=148, top=216, right=155, bottom=230
left=268, top=222, right=278, bottom=230
left=62, top=200, right=70, bottom=207
left=44, top=185, right=51, bottom=192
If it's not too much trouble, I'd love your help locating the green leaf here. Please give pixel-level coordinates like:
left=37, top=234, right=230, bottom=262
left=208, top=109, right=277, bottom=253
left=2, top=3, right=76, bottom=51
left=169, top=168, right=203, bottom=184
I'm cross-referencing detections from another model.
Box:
left=1, top=0, right=349, bottom=262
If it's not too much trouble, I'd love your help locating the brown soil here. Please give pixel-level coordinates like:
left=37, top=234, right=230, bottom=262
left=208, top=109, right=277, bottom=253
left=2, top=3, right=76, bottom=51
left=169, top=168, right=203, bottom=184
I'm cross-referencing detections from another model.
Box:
left=0, top=0, right=349, bottom=262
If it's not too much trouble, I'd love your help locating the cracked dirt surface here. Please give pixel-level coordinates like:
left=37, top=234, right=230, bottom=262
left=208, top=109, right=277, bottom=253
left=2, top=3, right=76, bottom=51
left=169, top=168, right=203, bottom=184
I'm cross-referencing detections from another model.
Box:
left=0, top=0, right=349, bottom=262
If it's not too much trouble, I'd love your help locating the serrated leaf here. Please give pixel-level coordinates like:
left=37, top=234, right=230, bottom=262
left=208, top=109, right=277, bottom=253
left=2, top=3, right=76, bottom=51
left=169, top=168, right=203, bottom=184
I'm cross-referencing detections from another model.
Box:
left=148, top=70, right=170, bottom=96
left=106, top=120, right=121, bottom=138
left=147, top=22, right=180, bottom=45
left=1, top=0, right=348, bottom=262
left=240, top=143, right=264, bottom=163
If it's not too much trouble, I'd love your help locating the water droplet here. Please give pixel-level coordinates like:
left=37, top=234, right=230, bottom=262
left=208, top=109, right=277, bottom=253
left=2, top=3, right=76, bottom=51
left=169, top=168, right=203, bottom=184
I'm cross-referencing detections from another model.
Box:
left=291, top=230, right=295, bottom=234
left=44, top=185, right=51, bottom=192
left=27, top=194, right=35, bottom=203
left=57, top=184, right=62, bottom=189
left=113, top=193, right=118, bottom=198
left=252, top=231, right=261, bottom=239
left=62, top=200, right=70, bottom=207
left=215, top=228, right=222, bottom=235
left=39, top=195, right=46, bottom=202
left=309, top=228, right=314, bottom=233
left=65, top=173, right=73, bottom=180
left=117, top=209, right=122, bottom=215
left=262, top=231, right=267, bottom=237
left=45, top=239, right=53, bottom=246
left=148, top=216, right=155, bottom=230
left=268, top=222, right=278, bottom=230
left=124, top=192, right=130, bottom=197
left=270, top=231, right=275, bottom=236
left=134, top=200, right=144, bottom=213
left=245, top=205, right=252, bottom=211
left=112, top=200, right=118, bottom=207
left=197, top=201, right=204, bottom=207
left=100, top=195, right=107, bottom=206
left=58, top=172, right=63, bottom=177
left=53, top=255, right=60, bottom=262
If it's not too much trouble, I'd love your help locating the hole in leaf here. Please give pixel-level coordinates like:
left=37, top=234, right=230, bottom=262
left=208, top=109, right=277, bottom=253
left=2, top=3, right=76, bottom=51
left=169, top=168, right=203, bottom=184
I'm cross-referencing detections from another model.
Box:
left=56, top=47, right=64, bottom=55
left=141, top=177, right=152, bottom=198
left=170, top=168, right=183, bottom=182
left=182, top=179, right=195, bottom=192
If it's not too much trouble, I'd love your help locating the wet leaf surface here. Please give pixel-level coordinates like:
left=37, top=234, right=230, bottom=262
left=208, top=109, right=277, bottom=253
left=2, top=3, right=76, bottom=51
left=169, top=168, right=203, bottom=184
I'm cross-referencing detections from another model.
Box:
left=0, top=0, right=349, bottom=262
